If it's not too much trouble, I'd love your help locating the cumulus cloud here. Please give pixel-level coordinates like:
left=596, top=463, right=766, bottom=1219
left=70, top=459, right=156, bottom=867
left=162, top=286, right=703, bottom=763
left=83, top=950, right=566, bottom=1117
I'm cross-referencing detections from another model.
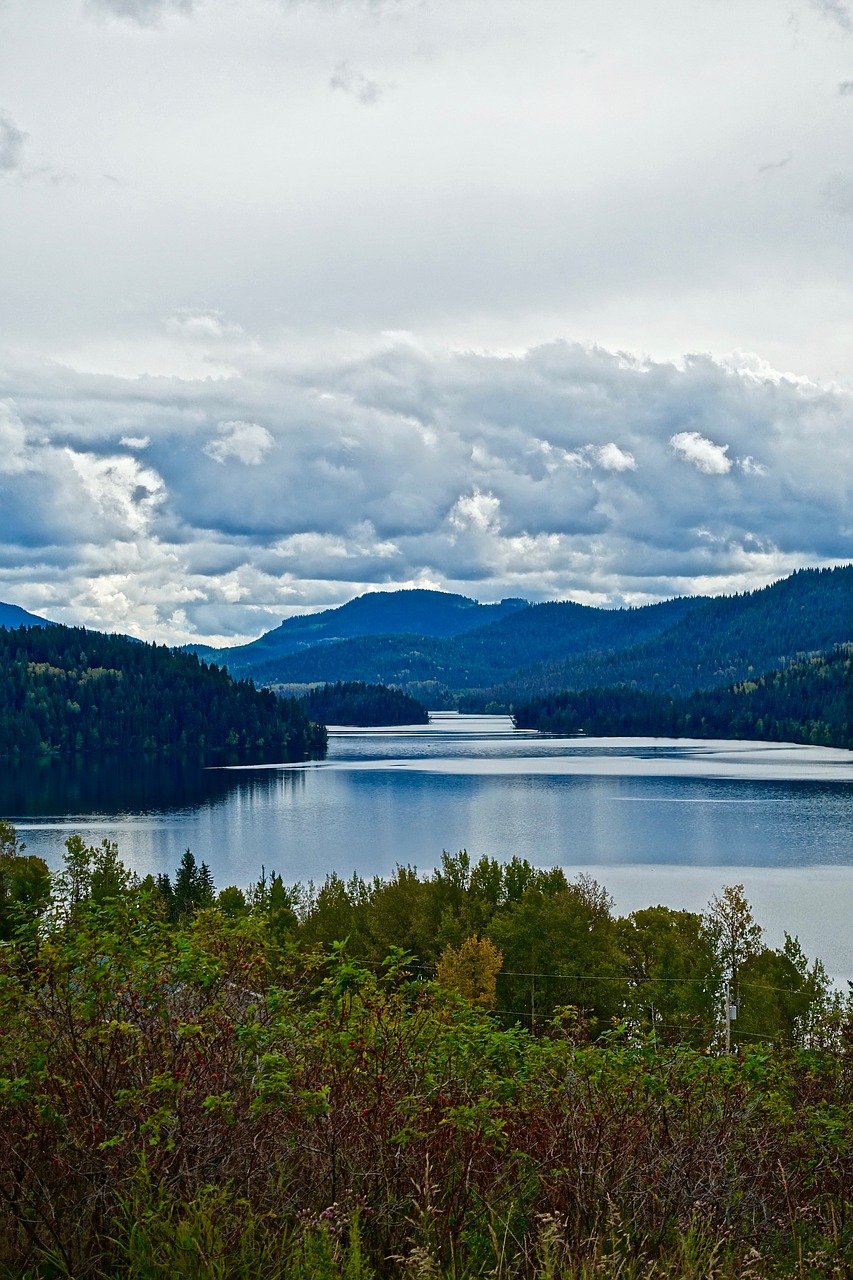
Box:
left=591, top=442, right=637, bottom=472
left=670, top=431, right=733, bottom=475
left=0, top=402, right=31, bottom=472
left=0, top=113, right=27, bottom=177
left=66, top=452, right=165, bottom=534
left=450, top=489, right=502, bottom=533
left=329, top=61, right=386, bottom=105
left=0, top=341, right=849, bottom=643
left=204, top=421, right=276, bottom=466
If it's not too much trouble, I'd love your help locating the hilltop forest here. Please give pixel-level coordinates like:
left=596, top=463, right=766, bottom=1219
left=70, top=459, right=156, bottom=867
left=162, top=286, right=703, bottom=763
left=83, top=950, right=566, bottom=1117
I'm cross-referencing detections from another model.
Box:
left=200, top=567, right=852, bottom=722
left=0, top=625, right=326, bottom=761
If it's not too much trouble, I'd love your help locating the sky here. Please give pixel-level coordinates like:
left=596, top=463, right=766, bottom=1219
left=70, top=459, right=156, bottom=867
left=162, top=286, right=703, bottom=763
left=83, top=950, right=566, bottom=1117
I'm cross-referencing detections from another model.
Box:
left=0, top=0, right=851, bottom=644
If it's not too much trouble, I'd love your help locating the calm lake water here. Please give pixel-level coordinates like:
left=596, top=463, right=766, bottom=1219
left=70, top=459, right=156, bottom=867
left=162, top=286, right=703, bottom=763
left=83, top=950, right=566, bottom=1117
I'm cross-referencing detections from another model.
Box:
left=8, top=714, right=853, bottom=981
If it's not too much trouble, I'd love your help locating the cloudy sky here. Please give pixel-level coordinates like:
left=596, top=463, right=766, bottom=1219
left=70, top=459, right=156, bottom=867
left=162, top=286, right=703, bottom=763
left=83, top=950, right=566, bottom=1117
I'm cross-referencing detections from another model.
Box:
left=0, top=0, right=851, bottom=643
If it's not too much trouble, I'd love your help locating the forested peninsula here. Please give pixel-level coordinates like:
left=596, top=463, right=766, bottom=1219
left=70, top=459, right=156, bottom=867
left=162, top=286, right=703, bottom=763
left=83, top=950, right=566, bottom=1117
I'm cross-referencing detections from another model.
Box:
left=513, top=646, right=853, bottom=749
left=298, top=680, right=429, bottom=727
left=0, top=625, right=326, bottom=761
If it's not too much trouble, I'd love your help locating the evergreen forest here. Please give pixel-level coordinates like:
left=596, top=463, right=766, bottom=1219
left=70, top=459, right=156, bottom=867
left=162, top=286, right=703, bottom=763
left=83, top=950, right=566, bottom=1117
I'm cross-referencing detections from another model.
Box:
left=0, top=625, right=327, bottom=761
left=513, top=646, right=853, bottom=749
left=297, top=681, right=429, bottom=727
left=219, top=567, right=852, bottom=722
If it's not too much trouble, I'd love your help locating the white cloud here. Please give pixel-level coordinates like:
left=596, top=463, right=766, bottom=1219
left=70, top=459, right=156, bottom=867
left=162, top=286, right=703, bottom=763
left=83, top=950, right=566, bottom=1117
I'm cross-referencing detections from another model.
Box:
left=669, top=431, right=733, bottom=475
left=1, top=338, right=849, bottom=642
left=165, top=310, right=246, bottom=341
left=204, top=421, right=276, bottom=466
left=591, top=442, right=637, bottom=472
left=810, top=0, right=853, bottom=34
left=0, top=402, right=31, bottom=472
left=449, top=488, right=502, bottom=533
left=737, top=455, right=767, bottom=475
left=65, top=451, right=165, bottom=534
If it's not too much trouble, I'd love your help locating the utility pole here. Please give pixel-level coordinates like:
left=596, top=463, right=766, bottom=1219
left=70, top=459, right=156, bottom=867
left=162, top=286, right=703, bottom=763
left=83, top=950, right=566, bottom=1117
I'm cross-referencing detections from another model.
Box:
left=725, top=979, right=731, bottom=1054
left=724, top=977, right=737, bottom=1053
left=530, top=967, right=536, bottom=1034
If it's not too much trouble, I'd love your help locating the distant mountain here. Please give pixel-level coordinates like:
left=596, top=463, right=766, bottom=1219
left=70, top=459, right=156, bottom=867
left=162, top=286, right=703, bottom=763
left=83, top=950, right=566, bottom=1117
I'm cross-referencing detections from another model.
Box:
left=466, top=564, right=853, bottom=706
left=195, top=590, right=528, bottom=675
left=239, top=593, right=702, bottom=694
left=0, top=601, right=51, bottom=630
left=213, top=567, right=852, bottom=714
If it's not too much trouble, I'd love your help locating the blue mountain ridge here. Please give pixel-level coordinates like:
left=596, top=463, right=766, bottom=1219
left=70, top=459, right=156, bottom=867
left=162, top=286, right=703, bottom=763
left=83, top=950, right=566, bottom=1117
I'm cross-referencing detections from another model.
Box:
left=0, top=601, right=52, bottom=630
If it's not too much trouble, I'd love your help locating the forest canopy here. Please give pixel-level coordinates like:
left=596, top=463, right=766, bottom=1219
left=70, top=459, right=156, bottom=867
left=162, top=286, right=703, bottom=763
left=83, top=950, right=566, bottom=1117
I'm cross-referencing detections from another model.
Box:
left=512, top=646, right=852, bottom=749
left=0, top=624, right=327, bottom=761
left=297, top=680, right=429, bottom=727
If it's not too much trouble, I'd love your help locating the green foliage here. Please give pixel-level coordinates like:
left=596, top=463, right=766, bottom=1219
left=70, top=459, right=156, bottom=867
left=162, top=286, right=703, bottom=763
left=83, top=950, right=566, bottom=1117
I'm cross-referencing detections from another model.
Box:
left=0, top=819, right=50, bottom=942
left=0, top=623, right=327, bottom=761
left=0, top=829, right=849, bottom=1277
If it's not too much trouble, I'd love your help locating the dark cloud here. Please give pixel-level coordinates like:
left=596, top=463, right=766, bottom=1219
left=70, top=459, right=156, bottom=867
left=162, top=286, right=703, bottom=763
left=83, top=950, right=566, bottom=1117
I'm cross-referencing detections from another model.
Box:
left=0, top=112, right=27, bottom=176
left=810, top=0, right=853, bottom=32
left=88, top=0, right=193, bottom=25
left=329, top=61, right=385, bottom=105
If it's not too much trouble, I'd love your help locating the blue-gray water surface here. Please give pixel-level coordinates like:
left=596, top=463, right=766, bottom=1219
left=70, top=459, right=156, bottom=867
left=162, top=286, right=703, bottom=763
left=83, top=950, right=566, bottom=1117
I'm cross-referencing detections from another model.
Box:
left=8, top=714, right=853, bottom=980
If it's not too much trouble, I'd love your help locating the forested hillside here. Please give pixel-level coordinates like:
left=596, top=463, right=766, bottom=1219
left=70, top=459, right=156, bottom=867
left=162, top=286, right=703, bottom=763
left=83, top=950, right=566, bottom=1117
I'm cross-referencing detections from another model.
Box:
left=476, top=563, right=853, bottom=706
left=236, top=567, right=852, bottom=713
left=513, top=646, right=852, bottom=749
left=233, top=595, right=702, bottom=693
left=0, top=625, right=326, bottom=760
left=298, top=680, right=429, bottom=726
left=194, top=589, right=527, bottom=674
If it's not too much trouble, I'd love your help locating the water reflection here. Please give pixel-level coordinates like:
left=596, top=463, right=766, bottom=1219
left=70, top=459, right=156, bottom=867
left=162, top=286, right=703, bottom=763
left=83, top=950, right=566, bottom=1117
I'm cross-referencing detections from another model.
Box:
left=0, top=752, right=262, bottom=817
left=5, top=718, right=851, bottom=884
left=5, top=714, right=851, bottom=984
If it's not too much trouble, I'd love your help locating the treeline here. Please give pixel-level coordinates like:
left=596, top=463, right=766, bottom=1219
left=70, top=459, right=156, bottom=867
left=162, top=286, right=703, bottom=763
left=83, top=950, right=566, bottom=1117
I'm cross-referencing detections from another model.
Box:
left=0, top=624, right=327, bottom=760
left=8, top=831, right=831, bottom=1049
left=463, top=565, right=853, bottom=708
left=237, top=567, right=852, bottom=713
left=513, top=646, right=852, bottom=749
left=298, top=680, right=429, bottom=727
left=2, top=828, right=852, bottom=1278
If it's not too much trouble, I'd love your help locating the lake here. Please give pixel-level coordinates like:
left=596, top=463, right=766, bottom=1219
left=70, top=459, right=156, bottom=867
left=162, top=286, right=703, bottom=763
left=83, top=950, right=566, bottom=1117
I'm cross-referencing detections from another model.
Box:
left=8, top=714, right=853, bottom=982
